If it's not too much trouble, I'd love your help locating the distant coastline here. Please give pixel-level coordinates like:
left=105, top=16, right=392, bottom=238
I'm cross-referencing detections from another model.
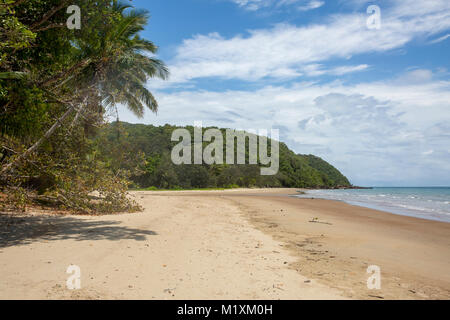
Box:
left=316, top=186, right=373, bottom=190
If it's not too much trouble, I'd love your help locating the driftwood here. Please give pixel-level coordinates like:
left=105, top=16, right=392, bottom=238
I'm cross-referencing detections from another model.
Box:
left=308, top=218, right=333, bottom=225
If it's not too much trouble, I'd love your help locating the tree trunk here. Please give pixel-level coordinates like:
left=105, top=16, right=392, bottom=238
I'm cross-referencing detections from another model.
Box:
left=70, top=96, right=88, bottom=128
left=0, top=104, right=76, bottom=176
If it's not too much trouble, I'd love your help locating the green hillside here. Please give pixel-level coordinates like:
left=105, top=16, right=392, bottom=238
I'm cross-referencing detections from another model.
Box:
left=97, top=122, right=352, bottom=190
left=304, top=155, right=351, bottom=187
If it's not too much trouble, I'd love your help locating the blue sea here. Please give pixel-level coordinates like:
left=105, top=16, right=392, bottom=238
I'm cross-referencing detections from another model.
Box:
left=295, top=187, right=450, bottom=223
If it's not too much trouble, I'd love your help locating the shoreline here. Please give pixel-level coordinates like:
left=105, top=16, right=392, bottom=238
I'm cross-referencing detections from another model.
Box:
left=295, top=196, right=450, bottom=224
left=224, top=191, right=450, bottom=299
left=1, top=188, right=449, bottom=299
left=149, top=188, right=450, bottom=299
left=295, top=188, right=450, bottom=224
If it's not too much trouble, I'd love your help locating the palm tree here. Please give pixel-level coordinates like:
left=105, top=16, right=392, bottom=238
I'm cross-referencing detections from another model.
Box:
left=76, top=1, right=168, bottom=117
left=62, top=1, right=168, bottom=120
left=1, top=1, right=168, bottom=175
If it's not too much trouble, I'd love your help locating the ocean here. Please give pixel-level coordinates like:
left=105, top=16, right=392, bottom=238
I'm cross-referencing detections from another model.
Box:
left=295, top=187, right=450, bottom=223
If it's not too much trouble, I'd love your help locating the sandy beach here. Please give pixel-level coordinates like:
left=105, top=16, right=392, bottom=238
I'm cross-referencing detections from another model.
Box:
left=0, top=188, right=449, bottom=300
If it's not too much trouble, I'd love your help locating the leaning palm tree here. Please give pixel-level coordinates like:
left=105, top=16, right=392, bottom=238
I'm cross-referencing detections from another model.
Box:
left=1, top=1, right=168, bottom=175
left=82, top=2, right=168, bottom=117
left=68, top=1, right=169, bottom=120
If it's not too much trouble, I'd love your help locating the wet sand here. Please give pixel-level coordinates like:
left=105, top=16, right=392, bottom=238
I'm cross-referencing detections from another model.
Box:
left=215, top=189, right=450, bottom=299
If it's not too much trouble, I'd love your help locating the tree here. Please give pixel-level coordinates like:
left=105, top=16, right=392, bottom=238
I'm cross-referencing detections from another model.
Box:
left=99, top=3, right=169, bottom=117
left=0, top=1, right=168, bottom=213
left=1, top=0, right=168, bottom=176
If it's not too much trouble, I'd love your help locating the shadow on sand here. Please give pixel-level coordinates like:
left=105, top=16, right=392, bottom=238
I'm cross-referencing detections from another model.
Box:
left=0, top=213, right=157, bottom=248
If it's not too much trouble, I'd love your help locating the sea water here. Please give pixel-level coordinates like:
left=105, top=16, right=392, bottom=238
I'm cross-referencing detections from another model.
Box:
left=295, top=187, right=450, bottom=223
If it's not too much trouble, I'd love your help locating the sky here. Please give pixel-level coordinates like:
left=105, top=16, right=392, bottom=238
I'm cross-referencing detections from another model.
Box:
left=117, top=0, right=450, bottom=187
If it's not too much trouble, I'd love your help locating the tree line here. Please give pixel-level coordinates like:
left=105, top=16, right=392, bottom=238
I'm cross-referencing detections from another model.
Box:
left=98, top=122, right=351, bottom=190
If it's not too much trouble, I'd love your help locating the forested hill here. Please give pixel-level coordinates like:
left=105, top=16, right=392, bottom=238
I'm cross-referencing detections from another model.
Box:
left=98, top=122, right=351, bottom=189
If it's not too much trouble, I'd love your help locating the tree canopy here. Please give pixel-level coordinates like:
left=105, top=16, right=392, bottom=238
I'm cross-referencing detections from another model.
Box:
left=0, top=0, right=168, bottom=213
left=98, top=122, right=351, bottom=190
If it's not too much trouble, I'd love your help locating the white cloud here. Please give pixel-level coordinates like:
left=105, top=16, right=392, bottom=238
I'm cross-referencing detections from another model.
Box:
left=230, top=0, right=269, bottom=11
left=297, top=0, right=324, bottom=11
left=230, top=0, right=324, bottom=11
left=156, top=1, right=450, bottom=85
left=122, top=71, right=450, bottom=185
left=395, top=69, right=433, bottom=84
left=389, top=0, right=450, bottom=17
left=329, top=64, right=369, bottom=76
left=430, top=33, right=450, bottom=44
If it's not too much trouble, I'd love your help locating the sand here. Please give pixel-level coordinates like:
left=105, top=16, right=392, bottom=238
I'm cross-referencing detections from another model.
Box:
left=0, top=188, right=449, bottom=299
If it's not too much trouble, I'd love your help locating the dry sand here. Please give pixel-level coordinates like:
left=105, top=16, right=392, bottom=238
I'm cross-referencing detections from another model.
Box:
left=0, top=188, right=449, bottom=299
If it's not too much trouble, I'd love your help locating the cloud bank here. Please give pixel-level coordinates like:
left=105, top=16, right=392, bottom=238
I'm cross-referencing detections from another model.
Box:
left=154, top=0, right=450, bottom=85
left=119, top=0, right=450, bottom=186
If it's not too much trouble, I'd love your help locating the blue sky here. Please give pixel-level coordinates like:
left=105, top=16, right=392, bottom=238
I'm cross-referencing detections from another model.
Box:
left=117, top=0, right=450, bottom=187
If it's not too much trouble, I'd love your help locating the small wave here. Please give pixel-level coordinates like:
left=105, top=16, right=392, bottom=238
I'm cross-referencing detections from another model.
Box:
left=295, top=189, right=450, bottom=222
left=397, top=204, right=432, bottom=212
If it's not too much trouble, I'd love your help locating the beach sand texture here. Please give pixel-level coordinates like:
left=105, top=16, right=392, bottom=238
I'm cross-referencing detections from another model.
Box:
left=0, top=188, right=449, bottom=299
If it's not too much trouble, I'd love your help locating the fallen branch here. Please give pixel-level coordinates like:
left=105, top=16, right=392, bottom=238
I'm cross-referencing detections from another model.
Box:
left=0, top=103, right=76, bottom=176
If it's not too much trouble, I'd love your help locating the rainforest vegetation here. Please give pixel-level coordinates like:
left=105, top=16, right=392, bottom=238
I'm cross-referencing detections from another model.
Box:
left=0, top=0, right=168, bottom=213
left=99, top=122, right=351, bottom=190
